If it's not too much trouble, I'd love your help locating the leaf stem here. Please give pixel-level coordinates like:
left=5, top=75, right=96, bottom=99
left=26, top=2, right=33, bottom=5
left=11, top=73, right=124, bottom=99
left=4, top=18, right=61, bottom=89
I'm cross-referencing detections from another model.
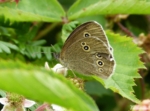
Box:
left=34, top=23, right=60, bottom=40
left=116, top=22, right=136, bottom=38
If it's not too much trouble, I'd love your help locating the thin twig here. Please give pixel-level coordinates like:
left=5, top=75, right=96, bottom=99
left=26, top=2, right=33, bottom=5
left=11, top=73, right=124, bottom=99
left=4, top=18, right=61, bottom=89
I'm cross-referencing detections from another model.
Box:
left=116, top=22, right=136, bottom=38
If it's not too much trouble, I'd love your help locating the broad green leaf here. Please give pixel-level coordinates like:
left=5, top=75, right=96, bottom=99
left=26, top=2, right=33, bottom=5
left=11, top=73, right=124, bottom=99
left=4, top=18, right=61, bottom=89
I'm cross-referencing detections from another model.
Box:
left=0, top=0, right=65, bottom=22
left=85, top=81, right=113, bottom=96
left=68, top=0, right=150, bottom=20
left=0, top=60, right=99, bottom=111
left=77, top=15, right=107, bottom=28
left=61, top=21, right=145, bottom=103
left=94, top=31, right=145, bottom=103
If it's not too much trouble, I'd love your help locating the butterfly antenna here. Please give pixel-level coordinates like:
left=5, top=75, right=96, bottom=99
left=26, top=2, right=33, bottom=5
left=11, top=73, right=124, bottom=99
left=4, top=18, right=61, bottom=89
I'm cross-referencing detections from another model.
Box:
left=50, top=44, right=60, bottom=60
left=50, top=44, right=57, bottom=52
left=70, top=69, right=77, bottom=78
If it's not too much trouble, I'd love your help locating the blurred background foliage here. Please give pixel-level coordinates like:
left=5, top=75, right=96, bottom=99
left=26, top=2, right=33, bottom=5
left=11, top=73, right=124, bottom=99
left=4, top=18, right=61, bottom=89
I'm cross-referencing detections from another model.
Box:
left=0, top=0, right=150, bottom=111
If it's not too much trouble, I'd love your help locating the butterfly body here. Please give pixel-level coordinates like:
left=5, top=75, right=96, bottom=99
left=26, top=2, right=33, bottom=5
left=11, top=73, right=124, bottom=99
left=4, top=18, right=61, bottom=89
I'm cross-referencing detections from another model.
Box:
left=59, top=21, right=115, bottom=79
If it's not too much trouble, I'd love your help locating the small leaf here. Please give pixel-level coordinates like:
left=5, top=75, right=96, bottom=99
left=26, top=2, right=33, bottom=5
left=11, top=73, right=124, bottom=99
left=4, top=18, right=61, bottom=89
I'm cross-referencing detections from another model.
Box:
left=36, top=46, right=42, bottom=59
left=26, top=46, right=37, bottom=58
left=5, top=42, right=19, bottom=51
left=42, top=47, right=52, bottom=60
left=51, top=44, right=61, bottom=53
left=61, top=21, right=79, bottom=43
left=25, top=46, right=43, bottom=59
left=0, top=42, right=11, bottom=53
left=0, top=41, right=18, bottom=53
left=32, top=40, right=46, bottom=46
left=0, top=90, right=6, bottom=97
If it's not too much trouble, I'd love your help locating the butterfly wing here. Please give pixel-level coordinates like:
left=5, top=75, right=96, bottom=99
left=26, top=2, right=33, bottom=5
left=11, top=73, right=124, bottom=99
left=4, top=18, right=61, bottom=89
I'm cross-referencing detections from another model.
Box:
left=60, top=21, right=110, bottom=56
left=63, top=37, right=115, bottom=79
left=59, top=21, right=115, bottom=79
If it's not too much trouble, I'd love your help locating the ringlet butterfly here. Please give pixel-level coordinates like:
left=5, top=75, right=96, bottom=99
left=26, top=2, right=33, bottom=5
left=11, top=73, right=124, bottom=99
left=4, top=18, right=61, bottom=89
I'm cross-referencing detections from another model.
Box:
left=58, top=21, right=115, bottom=79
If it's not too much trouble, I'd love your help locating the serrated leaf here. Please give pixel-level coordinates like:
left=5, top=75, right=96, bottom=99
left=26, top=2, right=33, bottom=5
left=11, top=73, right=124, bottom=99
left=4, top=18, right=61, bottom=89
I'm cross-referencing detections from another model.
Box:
left=94, top=31, right=145, bottom=103
left=68, top=0, right=150, bottom=20
left=61, top=22, right=145, bottom=103
left=0, top=0, right=65, bottom=22
left=0, top=60, right=99, bottom=111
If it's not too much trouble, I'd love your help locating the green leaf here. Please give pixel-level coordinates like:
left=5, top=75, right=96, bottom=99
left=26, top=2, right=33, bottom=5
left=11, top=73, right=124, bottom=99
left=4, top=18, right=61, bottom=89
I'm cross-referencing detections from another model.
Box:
left=32, top=40, right=46, bottom=46
left=68, top=0, right=150, bottom=20
left=0, top=90, right=6, bottom=97
left=42, top=47, right=52, bottom=60
left=20, top=45, right=56, bottom=60
left=24, top=46, right=43, bottom=59
left=94, top=31, right=145, bottom=103
left=61, top=21, right=79, bottom=43
left=0, top=42, right=11, bottom=53
left=0, top=0, right=65, bottom=22
left=0, top=60, right=99, bottom=111
left=85, top=81, right=113, bottom=96
left=61, top=21, right=145, bottom=103
left=0, top=41, right=18, bottom=53
left=77, top=15, right=107, bottom=28
left=51, top=44, right=62, bottom=53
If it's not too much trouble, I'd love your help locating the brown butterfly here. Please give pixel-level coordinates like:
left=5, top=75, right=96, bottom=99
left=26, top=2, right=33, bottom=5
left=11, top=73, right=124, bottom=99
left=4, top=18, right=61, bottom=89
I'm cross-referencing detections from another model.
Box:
left=58, top=21, right=115, bottom=79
